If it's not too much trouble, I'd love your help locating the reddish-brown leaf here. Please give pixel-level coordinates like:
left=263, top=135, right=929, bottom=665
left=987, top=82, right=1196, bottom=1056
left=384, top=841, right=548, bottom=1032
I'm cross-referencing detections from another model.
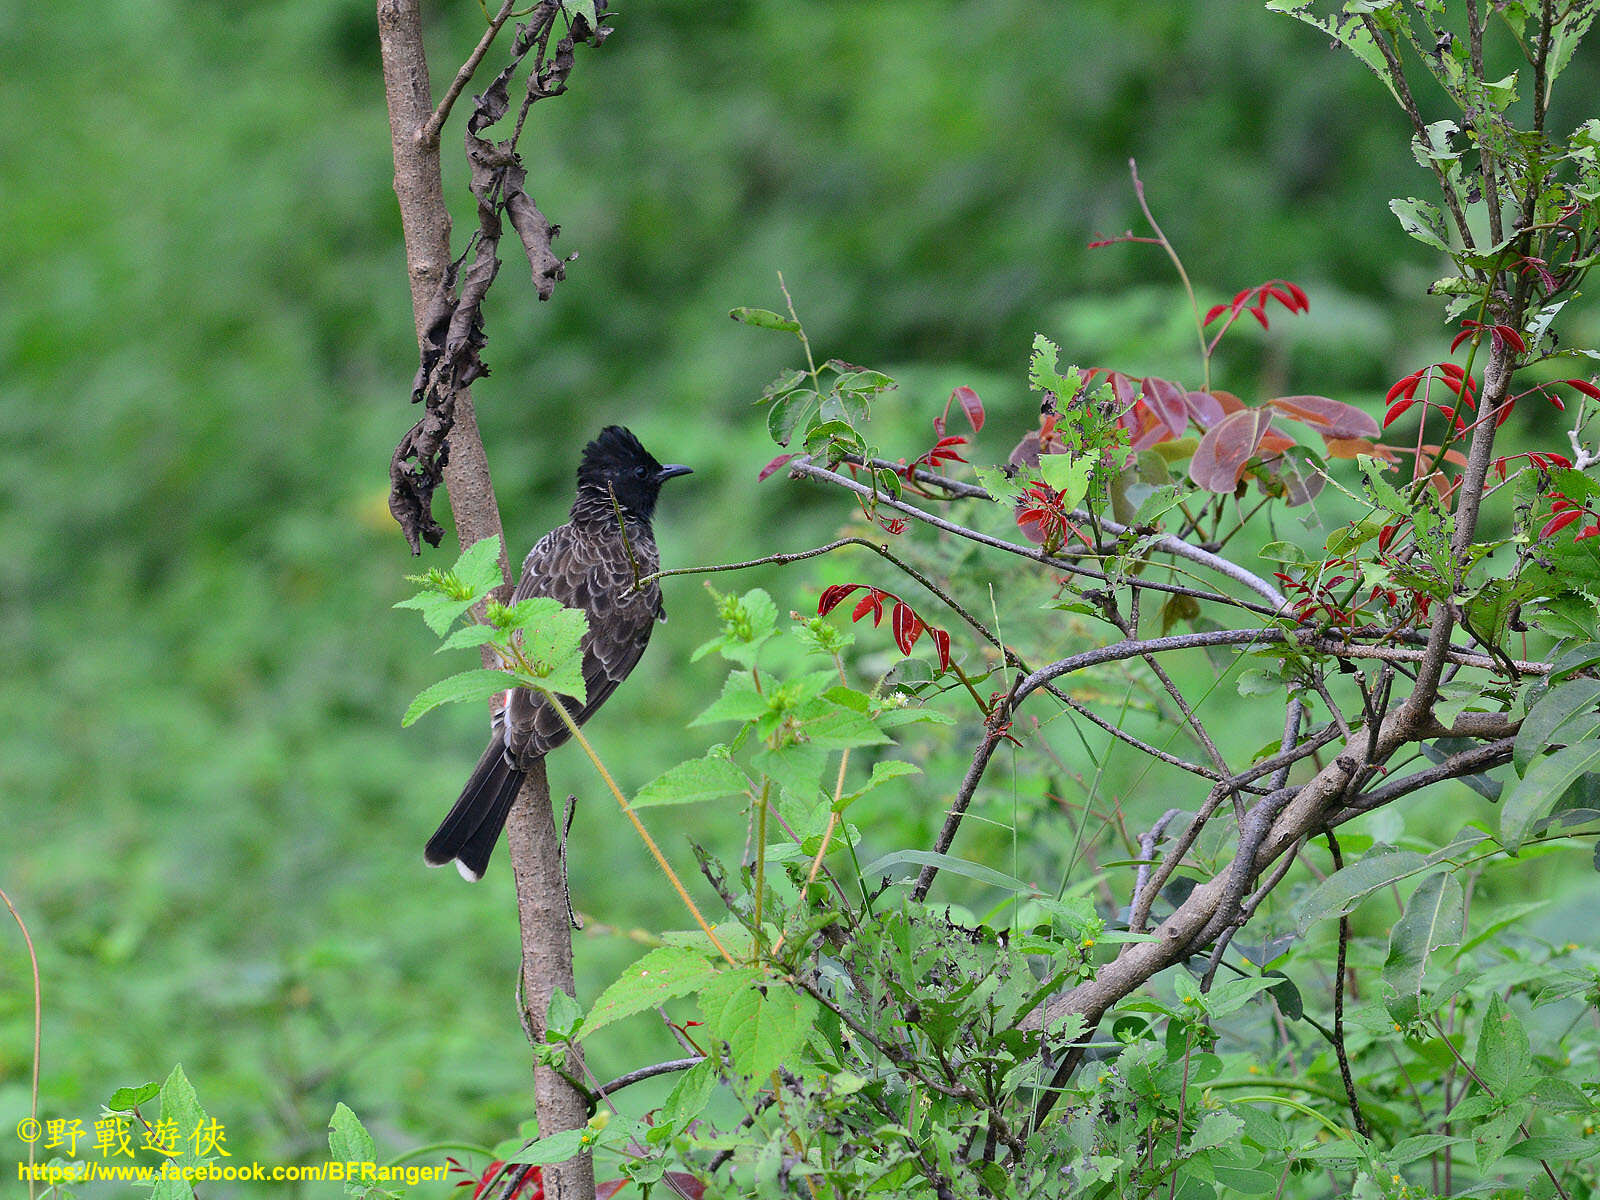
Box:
left=1266, top=394, right=1380, bottom=439
left=930, top=627, right=951, bottom=671
left=1189, top=407, right=1274, bottom=492
left=1184, top=389, right=1226, bottom=428
left=1565, top=378, right=1600, bottom=400
left=818, top=584, right=861, bottom=616
left=759, top=453, right=796, bottom=481
left=951, top=385, right=985, bottom=432
left=1141, top=376, right=1191, bottom=438
left=892, top=602, right=923, bottom=655
left=852, top=591, right=885, bottom=626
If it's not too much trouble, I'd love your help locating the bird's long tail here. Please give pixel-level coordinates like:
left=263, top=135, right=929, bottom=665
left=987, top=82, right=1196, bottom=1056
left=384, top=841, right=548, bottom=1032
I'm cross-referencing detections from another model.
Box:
left=425, top=733, right=526, bottom=882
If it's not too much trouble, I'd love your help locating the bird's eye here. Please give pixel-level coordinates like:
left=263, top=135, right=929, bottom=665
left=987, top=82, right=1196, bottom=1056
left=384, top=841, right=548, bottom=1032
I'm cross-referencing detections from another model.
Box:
left=634, top=465, right=648, bottom=478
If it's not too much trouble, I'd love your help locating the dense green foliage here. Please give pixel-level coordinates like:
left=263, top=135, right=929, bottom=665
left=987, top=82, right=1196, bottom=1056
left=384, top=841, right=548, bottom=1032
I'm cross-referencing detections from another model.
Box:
left=7, top=1, right=1600, bottom=1198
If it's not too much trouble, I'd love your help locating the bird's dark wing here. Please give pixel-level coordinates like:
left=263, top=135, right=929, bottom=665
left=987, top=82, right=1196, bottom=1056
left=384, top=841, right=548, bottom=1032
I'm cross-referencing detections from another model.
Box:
left=503, top=521, right=661, bottom=764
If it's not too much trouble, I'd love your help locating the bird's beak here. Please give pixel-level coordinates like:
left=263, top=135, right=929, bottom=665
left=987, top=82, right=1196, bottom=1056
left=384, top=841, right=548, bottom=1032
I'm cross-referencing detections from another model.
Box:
left=654, top=464, right=693, bottom=482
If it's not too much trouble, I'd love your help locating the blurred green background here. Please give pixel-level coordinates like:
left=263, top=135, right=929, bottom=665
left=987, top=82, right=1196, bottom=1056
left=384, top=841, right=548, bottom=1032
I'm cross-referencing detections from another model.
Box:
left=5, top=0, right=1599, bottom=1193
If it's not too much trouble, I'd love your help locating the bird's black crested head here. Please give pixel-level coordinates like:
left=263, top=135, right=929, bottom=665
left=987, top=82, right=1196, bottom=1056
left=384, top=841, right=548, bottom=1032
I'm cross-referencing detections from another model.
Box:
left=574, top=425, right=691, bottom=524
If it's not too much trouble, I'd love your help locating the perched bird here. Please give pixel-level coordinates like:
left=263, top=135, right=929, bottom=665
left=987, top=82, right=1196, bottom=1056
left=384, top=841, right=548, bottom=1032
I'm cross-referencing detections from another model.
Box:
left=425, top=426, right=692, bottom=880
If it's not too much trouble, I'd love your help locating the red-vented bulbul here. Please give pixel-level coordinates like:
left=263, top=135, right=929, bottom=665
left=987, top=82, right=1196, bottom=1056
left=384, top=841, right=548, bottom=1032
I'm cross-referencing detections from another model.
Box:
left=425, top=426, right=691, bottom=880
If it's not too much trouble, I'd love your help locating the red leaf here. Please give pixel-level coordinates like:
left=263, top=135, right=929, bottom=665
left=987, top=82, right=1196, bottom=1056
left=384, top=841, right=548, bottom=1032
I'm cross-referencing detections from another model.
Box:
left=1183, top=389, right=1225, bottom=428
left=1141, top=376, right=1191, bottom=438
left=1203, top=303, right=1228, bottom=326
left=852, top=591, right=885, bottom=625
left=818, top=584, right=861, bottom=616
left=1249, top=306, right=1270, bottom=330
left=1384, top=398, right=1415, bottom=428
left=1544, top=388, right=1566, bottom=412
left=1578, top=524, right=1600, bottom=542
left=1542, top=509, right=1583, bottom=539
left=1494, top=397, right=1516, bottom=426
left=1565, top=378, right=1600, bottom=400
left=1496, top=325, right=1527, bottom=353
left=1285, top=281, right=1309, bottom=310
left=1266, top=394, right=1379, bottom=439
left=892, top=602, right=922, bottom=655
left=1450, top=327, right=1474, bottom=353
left=758, top=453, right=796, bottom=481
left=1189, top=407, right=1274, bottom=491
left=951, top=385, right=985, bottom=432
left=930, top=627, right=951, bottom=671
left=1385, top=372, right=1421, bottom=403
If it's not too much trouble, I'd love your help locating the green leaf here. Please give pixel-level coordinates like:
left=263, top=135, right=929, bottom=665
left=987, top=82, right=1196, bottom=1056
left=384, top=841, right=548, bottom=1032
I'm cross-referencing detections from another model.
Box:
left=508, top=1126, right=589, bottom=1166
left=1475, top=994, right=1532, bottom=1093
left=436, top=622, right=500, bottom=653
left=973, top=465, right=1026, bottom=505
left=580, top=947, right=722, bottom=1039
left=394, top=590, right=478, bottom=636
left=159, top=1064, right=205, bottom=1157
left=1501, top=740, right=1600, bottom=851
left=799, top=705, right=892, bottom=750
left=698, top=968, right=817, bottom=1081
left=660, top=1059, right=716, bottom=1133
left=1389, top=197, right=1452, bottom=252
left=107, top=1081, right=161, bottom=1111
left=1382, top=872, right=1463, bottom=1025
left=1387, top=1134, right=1464, bottom=1164
left=692, top=672, right=770, bottom=726
left=730, top=306, right=801, bottom=333
left=328, top=1102, right=377, bottom=1169
left=1258, top=540, right=1310, bottom=565
left=836, top=759, right=921, bottom=810
left=546, top=988, right=582, bottom=1040
left=454, top=534, right=507, bottom=597
left=1039, top=453, right=1095, bottom=509
left=1514, top=678, right=1600, bottom=772
left=634, top=755, right=749, bottom=809
left=402, top=667, right=513, bottom=727
left=1189, top=1110, right=1244, bottom=1152
left=859, top=849, right=1031, bottom=893
left=507, top=599, right=588, bottom=703
left=1295, top=848, right=1427, bottom=934
left=1205, top=976, right=1282, bottom=1018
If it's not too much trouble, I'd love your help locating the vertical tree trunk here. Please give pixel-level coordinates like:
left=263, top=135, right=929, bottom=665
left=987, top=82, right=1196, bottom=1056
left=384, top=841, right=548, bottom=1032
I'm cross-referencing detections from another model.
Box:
left=376, top=6, right=594, bottom=1197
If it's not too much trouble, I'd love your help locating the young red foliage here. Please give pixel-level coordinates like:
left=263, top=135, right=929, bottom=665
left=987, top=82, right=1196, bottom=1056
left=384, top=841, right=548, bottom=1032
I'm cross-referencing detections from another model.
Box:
left=817, top=584, right=952, bottom=670
left=1202, top=279, right=1309, bottom=330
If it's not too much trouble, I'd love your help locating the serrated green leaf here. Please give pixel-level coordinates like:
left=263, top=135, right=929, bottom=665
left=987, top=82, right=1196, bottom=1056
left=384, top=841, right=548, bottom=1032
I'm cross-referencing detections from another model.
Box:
left=328, top=1102, right=377, bottom=1168
left=394, top=590, right=478, bottom=636
left=660, top=1059, right=716, bottom=1134
left=634, top=756, right=749, bottom=809
left=692, top=672, right=770, bottom=726
left=800, top=705, right=892, bottom=750
left=698, top=969, right=816, bottom=1081
left=837, top=759, right=921, bottom=810
left=402, top=668, right=513, bottom=727
left=580, top=947, right=722, bottom=1040
left=454, top=535, right=506, bottom=597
